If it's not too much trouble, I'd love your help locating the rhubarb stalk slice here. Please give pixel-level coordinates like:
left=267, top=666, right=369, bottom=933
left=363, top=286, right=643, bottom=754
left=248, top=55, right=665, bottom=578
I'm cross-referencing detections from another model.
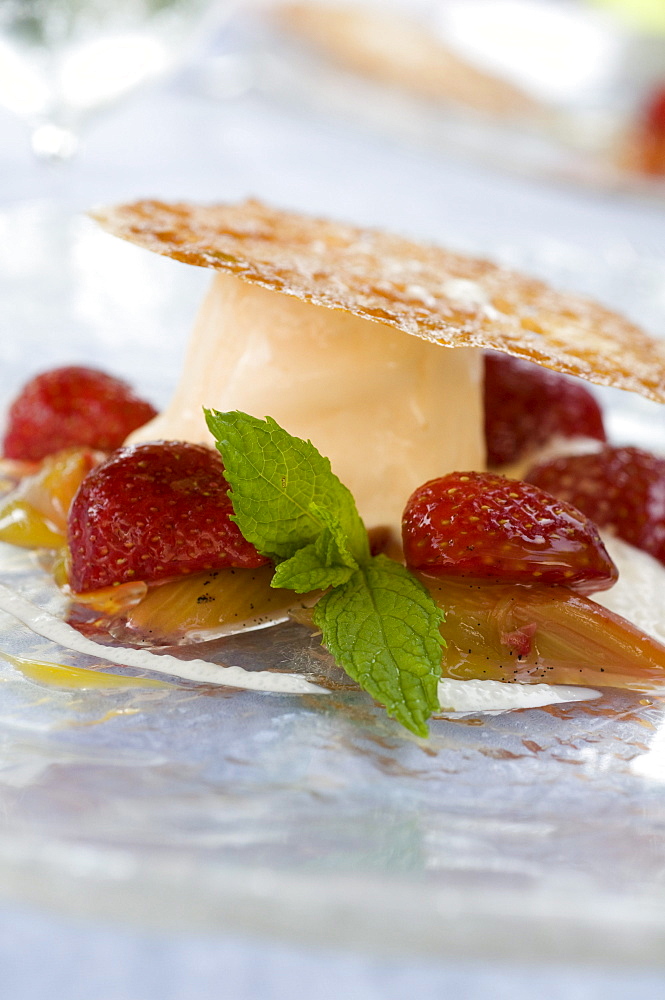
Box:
left=417, top=574, right=665, bottom=691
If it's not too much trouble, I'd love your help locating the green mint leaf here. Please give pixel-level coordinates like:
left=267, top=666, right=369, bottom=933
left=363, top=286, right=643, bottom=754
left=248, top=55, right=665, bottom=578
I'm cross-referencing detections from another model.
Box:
left=207, top=408, right=445, bottom=737
left=271, top=539, right=355, bottom=593
left=308, top=502, right=358, bottom=571
left=272, top=507, right=359, bottom=592
left=313, top=555, right=445, bottom=737
left=205, top=409, right=368, bottom=563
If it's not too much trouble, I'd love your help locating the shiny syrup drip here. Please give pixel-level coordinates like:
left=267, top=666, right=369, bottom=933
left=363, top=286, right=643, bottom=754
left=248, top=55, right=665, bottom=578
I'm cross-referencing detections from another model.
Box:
left=1, top=652, right=172, bottom=689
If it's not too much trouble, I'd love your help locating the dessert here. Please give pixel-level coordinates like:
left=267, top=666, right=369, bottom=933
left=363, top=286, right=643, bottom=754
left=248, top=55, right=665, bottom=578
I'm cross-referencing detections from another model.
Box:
left=2, top=197, right=665, bottom=735
left=274, top=4, right=665, bottom=188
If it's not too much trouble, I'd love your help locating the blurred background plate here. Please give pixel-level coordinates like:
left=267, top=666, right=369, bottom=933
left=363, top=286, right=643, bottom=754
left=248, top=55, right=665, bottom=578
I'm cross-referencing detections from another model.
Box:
left=231, top=0, right=665, bottom=199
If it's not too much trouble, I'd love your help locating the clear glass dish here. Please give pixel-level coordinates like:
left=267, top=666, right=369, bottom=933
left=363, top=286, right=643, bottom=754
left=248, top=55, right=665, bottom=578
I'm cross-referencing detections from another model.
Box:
left=1, top=200, right=665, bottom=965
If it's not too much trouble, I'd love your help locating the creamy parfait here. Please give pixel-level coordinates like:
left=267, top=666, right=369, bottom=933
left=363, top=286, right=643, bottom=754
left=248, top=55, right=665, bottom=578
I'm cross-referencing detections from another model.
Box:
left=94, top=199, right=665, bottom=539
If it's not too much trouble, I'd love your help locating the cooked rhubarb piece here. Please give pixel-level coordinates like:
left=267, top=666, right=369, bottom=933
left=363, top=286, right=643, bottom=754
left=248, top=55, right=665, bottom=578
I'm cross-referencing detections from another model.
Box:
left=0, top=447, right=101, bottom=548
left=484, top=351, right=606, bottom=466
left=67, top=441, right=268, bottom=592
left=402, top=471, right=617, bottom=595
left=68, top=580, right=149, bottom=616
left=0, top=500, right=65, bottom=549
left=527, top=446, right=665, bottom=567
left=118, top=565, right=314, bottom=644
left=418, top=574, right=665, bottom=691
left=3, top=366, right=157, bottom=461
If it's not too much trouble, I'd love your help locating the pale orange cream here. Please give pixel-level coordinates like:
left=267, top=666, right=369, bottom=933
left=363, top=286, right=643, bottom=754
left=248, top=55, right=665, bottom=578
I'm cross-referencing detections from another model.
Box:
left=129, top=273, right=486, bottom=533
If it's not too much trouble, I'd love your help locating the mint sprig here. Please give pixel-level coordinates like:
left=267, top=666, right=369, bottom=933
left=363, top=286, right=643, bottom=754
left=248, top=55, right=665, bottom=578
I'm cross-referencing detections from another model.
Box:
left=314, top=557, right=444, bottom=735
left=205, top=409, right=444, bottom=737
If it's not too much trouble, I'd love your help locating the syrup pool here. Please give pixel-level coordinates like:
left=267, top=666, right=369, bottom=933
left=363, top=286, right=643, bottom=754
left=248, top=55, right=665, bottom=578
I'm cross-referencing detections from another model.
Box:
left=1, top=652, right=172, bottom=690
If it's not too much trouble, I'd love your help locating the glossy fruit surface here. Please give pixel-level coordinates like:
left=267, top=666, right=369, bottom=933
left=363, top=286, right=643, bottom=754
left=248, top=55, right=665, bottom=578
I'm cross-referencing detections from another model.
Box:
left=118, top=565, right=311, bottom=645
left=0, top=447, right=101, bottom=548
left=3, top=366, right=157, bottom=461
left=484, top=351, right=606, bottom=466
left=527, top=445, right=665, bottom=566
left=418, top=574, right=665, bottom=691
left=67, top=441, right=268, bottom=592
left=402, top=471, right=617, bottom=595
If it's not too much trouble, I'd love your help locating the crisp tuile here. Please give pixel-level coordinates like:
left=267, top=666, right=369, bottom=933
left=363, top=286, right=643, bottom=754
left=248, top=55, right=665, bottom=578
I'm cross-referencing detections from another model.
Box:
left=92, top=198, right=665, bottom=403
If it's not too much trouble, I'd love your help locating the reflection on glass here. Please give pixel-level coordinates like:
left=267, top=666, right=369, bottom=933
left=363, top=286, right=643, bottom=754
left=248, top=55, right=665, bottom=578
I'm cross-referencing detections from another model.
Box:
left=0, top=0, right=227, bottom=160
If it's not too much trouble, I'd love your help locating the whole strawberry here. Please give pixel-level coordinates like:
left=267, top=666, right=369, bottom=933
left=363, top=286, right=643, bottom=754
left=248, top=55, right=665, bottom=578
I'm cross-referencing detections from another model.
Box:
left=402, top=471, right=617, bottom=595
left=526, top=446, right=665, bottom=565
left=67, top=441, right=268, bottom=592
left=484, top=352, right=606, bottom=466
left=3, top=366, right=157, bottom=462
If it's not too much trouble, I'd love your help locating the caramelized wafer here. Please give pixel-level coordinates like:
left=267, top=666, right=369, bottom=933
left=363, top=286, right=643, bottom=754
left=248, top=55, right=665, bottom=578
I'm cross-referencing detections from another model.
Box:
left=93, top=198, right=665, bottom=402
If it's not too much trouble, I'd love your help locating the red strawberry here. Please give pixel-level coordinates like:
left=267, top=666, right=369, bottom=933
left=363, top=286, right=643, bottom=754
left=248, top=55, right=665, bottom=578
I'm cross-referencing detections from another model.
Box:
left=636, top=85, right=665, bottom=176
left=402, top=471, right=617, bottom=595
left=484, top=352, right=606, bottom=466
left=67, top=441, right=268, bottom=592
left=3, top=366, right=157, bottom=462
left=526, top=446, right=665, bottom=566
left=645, top=86, right=665, bottom=133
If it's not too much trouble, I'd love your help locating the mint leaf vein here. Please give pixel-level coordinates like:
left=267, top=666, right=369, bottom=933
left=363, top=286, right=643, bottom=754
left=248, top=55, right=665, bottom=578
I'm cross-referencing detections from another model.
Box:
left=313, top=557, right=444, bottom=737
left=206, top=409, right=444, bottom=736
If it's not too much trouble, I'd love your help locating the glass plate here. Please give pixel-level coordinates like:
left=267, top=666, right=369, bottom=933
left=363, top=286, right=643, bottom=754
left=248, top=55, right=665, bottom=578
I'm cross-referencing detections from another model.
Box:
left=2, top=200, right=665, bottom=966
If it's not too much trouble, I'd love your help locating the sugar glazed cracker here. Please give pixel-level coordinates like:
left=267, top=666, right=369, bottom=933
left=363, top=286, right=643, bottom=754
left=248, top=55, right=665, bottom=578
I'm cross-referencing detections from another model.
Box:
left=93, top=198, right=665, bottom=403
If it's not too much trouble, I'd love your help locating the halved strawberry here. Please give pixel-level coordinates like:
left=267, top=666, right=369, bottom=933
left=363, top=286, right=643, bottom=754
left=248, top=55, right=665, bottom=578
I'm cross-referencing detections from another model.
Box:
left=3, top=366, right=157, bottom=461
left=484, top=352, right=606, bottom=467
left=402, top=471, right=617, bottom=595
left=67, top=441, right=268, bottom=592
left=526, top=446, right=665, bottom=565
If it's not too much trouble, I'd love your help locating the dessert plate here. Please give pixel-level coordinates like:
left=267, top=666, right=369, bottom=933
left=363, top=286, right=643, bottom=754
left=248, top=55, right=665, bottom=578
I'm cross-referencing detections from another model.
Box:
left=1, top=200, right=665, bottom=965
